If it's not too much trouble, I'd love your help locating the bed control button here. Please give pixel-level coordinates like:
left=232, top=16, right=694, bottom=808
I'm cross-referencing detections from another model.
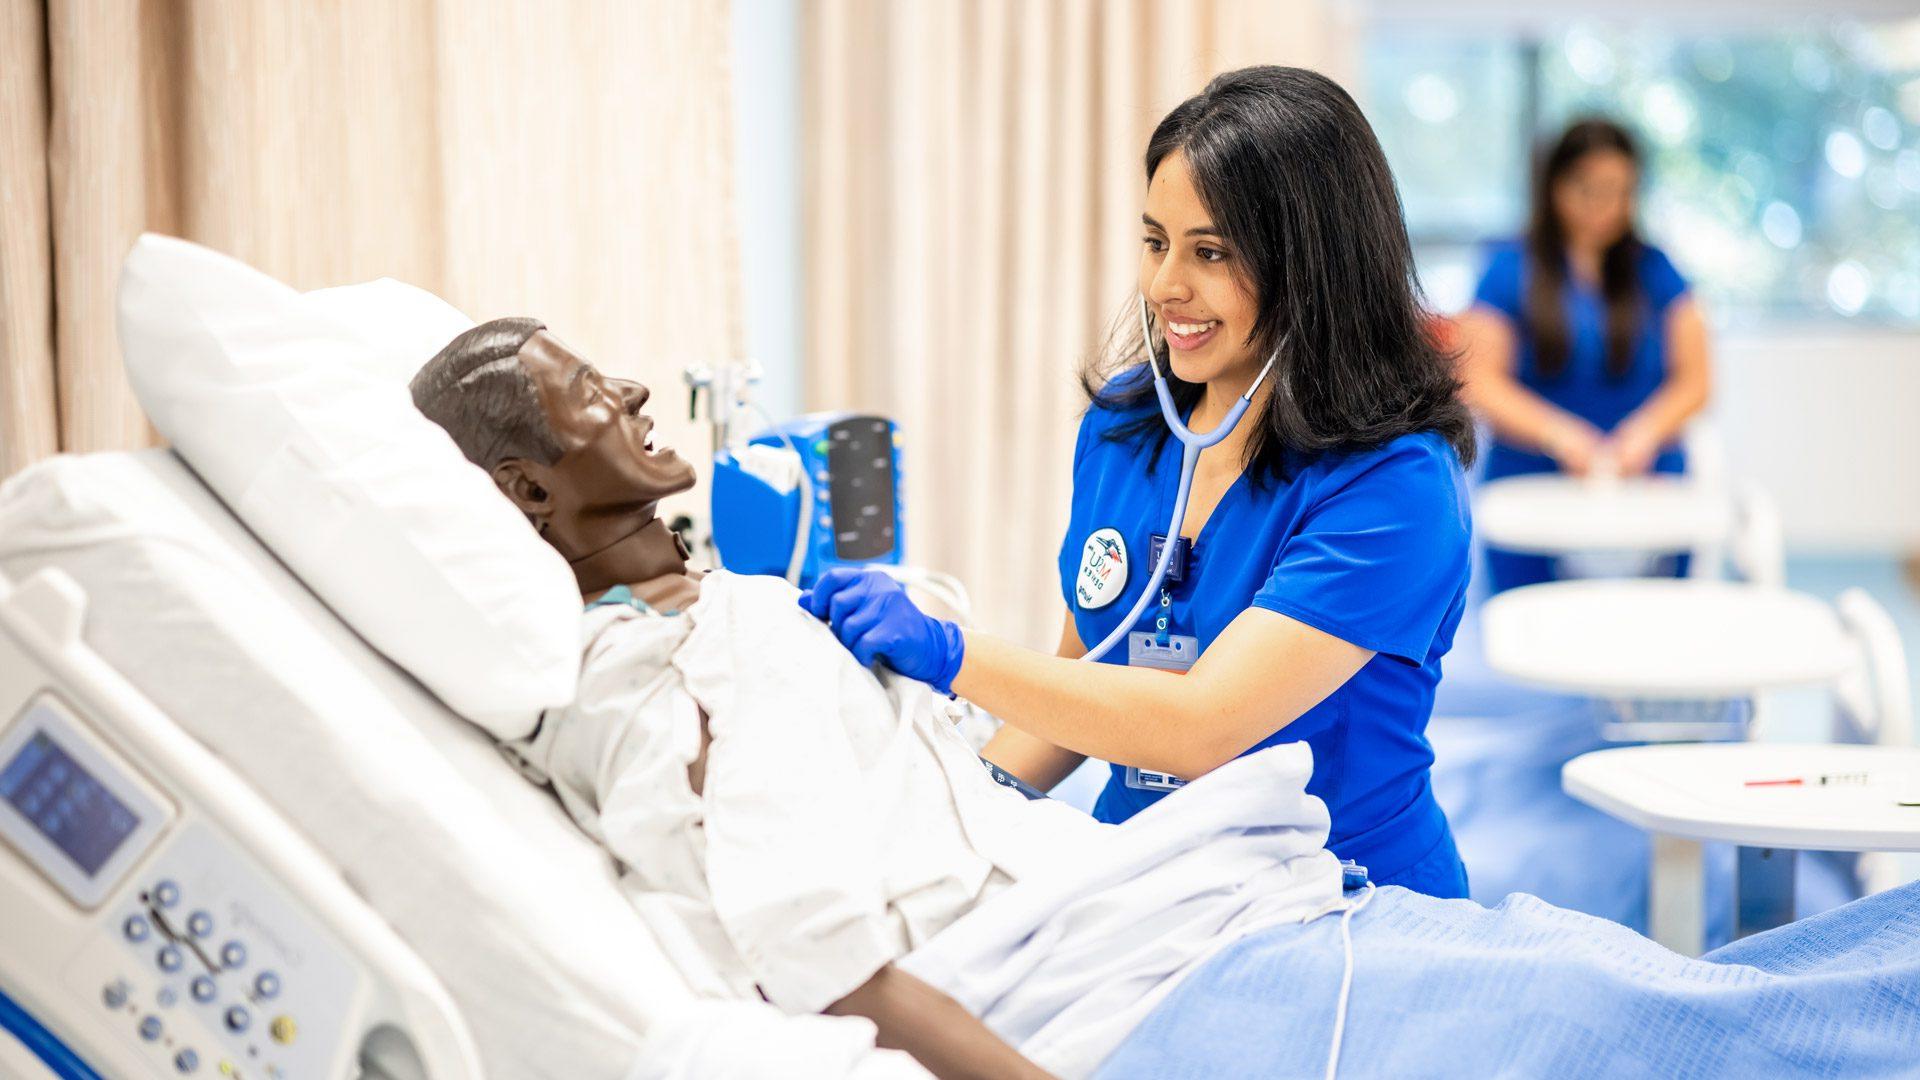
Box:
left=269, top=1014, right=296, bottom=1044
left=124, top=915, right=151, bottom=942
left=157, top=944, right=184, bottom=972
left=220, top=941, right=246, bottom=968
left=253, top=972, right=280, bottom=999
left=190, top=976, right=216, bottom=1003
left=139, top=1015, right=163, bottom=1041
left=103, top=981, right=130, bottom=1009
left=224, top=1005, right=250, bottom=1032
left=174, top=1048, right=199, bottom=1073
left=153, top=881, right=180, bottom=908
left=187, top=910, right=214, bottom=938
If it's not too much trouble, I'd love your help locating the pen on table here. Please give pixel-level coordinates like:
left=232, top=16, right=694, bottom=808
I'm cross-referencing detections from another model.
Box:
left=1743, top=772, right=1871, bottom=788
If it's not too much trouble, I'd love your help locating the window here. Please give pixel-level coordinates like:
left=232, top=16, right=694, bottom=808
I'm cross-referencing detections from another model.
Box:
left=1366, top=20, right=1920, bottom=324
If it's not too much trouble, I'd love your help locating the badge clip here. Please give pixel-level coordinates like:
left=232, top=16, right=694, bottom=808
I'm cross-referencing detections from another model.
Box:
left=1147, top=533, right=1190, bottom=584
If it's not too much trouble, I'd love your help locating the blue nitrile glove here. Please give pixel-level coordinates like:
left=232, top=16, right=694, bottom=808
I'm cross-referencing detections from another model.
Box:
left=797, top=567, right=965, bottom=695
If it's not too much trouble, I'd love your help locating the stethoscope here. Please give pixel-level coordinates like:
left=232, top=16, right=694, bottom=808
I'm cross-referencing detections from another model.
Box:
left=1080, top=296, right=1280, bottom=663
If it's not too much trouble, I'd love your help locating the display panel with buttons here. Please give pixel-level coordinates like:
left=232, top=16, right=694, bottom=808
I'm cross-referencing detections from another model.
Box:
left=0, top=693, right=362, bottom=1077
left=0, top=696, right=171, bottom=908
left=70, top=820, right=361, bottom=1077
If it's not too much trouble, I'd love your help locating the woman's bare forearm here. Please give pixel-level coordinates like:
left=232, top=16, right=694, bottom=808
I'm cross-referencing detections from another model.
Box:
left=1455, top=306, right=1596, bottom=452
left=826, top=964, right=1053, bottom=1080
left=978, top=610, right=1090, bottom=790
left=981, top=723, right=1088, bottom=791
left=956, top=608, right=1371, bottom=781
left=1619, top=297, right=1712, bottom=445
left=957, top=632, right=1221, bottom=777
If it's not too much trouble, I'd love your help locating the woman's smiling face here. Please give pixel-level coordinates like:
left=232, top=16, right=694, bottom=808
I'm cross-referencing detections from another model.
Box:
left=1138, top=149, right=1263, bottom=388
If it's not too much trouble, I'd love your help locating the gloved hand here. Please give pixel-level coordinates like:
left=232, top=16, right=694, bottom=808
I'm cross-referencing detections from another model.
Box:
left=797, top=568, right=965, bottom=695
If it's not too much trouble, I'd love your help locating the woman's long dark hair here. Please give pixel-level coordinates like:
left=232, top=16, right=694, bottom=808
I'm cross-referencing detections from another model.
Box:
left=1082, top=65, right=1474, bottom=480
left=1526, top=118, right=1644, bottom=379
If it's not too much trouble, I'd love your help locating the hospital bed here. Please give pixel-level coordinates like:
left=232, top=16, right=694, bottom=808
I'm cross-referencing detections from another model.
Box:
left=0, top=451, right=632, bottom=1078
left=0, top=450, right=915, bottom=1079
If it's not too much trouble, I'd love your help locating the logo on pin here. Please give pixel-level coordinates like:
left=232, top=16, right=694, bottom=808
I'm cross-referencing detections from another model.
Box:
left=1075, top=528, right=1127, bottom=609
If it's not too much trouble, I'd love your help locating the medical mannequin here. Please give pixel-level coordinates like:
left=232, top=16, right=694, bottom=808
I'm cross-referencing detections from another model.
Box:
left=410, top=320, right=1051, bottom=1080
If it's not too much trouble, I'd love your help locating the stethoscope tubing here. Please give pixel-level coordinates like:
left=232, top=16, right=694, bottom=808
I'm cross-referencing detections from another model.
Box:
left=1079, top=299, right=1278, bottom=663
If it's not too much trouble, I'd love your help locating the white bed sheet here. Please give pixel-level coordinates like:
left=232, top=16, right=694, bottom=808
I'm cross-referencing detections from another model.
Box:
left=0, top=451, right=918, bottom=1079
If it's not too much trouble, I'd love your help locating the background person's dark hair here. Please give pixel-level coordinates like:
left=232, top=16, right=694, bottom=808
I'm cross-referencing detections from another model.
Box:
left=410, top=317, right=562, bottom=473
left=1525, top=118, right=1645, bottom=380
left=1082, top=65, right=1474, bottom=480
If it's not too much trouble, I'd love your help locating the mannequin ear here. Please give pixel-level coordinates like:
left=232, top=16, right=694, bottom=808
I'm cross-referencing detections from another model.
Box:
left=491, top=459, right=555, bottom=529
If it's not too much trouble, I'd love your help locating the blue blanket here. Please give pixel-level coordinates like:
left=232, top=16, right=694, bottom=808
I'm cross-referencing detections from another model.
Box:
left=1098, top=882, right=1920, bottom=1079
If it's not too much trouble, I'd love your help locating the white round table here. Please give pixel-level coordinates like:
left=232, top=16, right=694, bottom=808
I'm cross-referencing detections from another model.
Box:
left=1476, top=474, right=1733, bottom=555
left=1564, top=743, right=1920, bottom=953
left=1480, top=580, right=1853, bottom=700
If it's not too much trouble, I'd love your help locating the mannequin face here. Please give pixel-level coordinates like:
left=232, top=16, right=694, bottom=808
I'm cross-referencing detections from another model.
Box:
left=1139, top=149, right=1263, bottom=389
left=492, top=331, right=696, bottom=563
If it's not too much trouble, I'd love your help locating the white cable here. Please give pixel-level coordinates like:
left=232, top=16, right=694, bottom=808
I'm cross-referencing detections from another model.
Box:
left=1324, top=883, right=1375, bottom=1080
left=876, top=565, right=974, bottom=625
left=742, top=402, right=813, bottom=584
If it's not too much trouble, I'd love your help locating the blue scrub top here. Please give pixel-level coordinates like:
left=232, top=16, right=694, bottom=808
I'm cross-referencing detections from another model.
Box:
left=1058, top=376, right=1472, bottom=883
left=1472, top=240, right=1691, bottom=482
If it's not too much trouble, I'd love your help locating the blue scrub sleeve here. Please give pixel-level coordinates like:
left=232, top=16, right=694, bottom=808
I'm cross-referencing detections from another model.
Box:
left=1251, top=441, right=1470, bottom=664
left=1640, top=245, right=1690, bottom=314
left=1058, top=407, right=1102, bottom=608
left=1471, top=244, right=1524, bottom=322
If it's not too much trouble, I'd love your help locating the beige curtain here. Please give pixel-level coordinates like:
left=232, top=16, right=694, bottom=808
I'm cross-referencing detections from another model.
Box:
left=2, top=0, right=741, bottom=486
left=804, top=0, right=1355, bottom=646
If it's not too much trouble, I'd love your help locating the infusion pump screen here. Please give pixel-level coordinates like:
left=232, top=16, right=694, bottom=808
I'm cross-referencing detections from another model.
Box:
left=826, top=417, right=898, bottom=561
left=0, top=729, right=140, bottom=876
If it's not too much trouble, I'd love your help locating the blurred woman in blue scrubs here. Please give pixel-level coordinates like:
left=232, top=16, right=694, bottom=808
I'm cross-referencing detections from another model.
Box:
left=1456, top=119, right=1712, bottom=592
left=801, top=67, right=1479, bottom=898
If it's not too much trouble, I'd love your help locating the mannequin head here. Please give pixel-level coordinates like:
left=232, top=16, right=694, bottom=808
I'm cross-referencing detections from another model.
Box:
left=411, top=319, right=697, bottom=575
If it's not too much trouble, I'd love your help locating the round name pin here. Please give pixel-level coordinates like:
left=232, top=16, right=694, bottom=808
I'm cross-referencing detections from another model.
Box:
left=1075, top=528, right=1128, bottom=609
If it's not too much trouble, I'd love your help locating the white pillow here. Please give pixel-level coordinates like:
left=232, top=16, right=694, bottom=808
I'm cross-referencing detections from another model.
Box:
left=116, top=234, right=580, bottom=739
left=303, top=277, right=477, bottom=386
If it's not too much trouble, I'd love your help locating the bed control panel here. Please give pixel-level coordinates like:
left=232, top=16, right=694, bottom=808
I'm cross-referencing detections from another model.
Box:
left=0, top=692, right=364, bottom=1078
left=74, top=819, right=359, bottom=1078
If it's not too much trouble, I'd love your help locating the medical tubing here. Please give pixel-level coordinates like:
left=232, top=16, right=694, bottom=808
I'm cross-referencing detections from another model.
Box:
left=876, top=565, right=974, bottom=625
left=1082, top=439, right=1198, bottom=663
left=1082, top=302, right=1276, bottom=663
left=741, top=401, right=813, bottom=584
left=1324, top=883, right=1377, bottom=1080
left=1137, top=295, right=1273, bottom=452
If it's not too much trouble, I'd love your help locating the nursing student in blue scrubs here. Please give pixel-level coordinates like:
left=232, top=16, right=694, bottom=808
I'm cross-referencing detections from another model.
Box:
left=799, top=67, right=1478, bottom=898
left=1455, top=118, right=1712, bottom=593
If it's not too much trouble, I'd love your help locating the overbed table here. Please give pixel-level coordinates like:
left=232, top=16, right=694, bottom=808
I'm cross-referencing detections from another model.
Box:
left=1563, top=743, right=1920, bottom=954
left=1474, top=473, right=1732, bottom=556
left=1480, top=579, right=1851, bottom=741
left=1481, top=579, right=1866, bottom=953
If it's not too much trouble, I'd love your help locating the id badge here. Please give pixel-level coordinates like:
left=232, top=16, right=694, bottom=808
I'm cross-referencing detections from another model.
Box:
left=1124, top=631, right=1198, bottom=791
left=1125, top=767, right=1189, bottom=792
left=1126, top=631, right=1198, bottom=672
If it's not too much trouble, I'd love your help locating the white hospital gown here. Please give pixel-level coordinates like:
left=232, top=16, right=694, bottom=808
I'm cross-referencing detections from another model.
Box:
left=518, top=571, right=1096, bottom=1012
left=517, top=571, right=1348, bottom=1075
